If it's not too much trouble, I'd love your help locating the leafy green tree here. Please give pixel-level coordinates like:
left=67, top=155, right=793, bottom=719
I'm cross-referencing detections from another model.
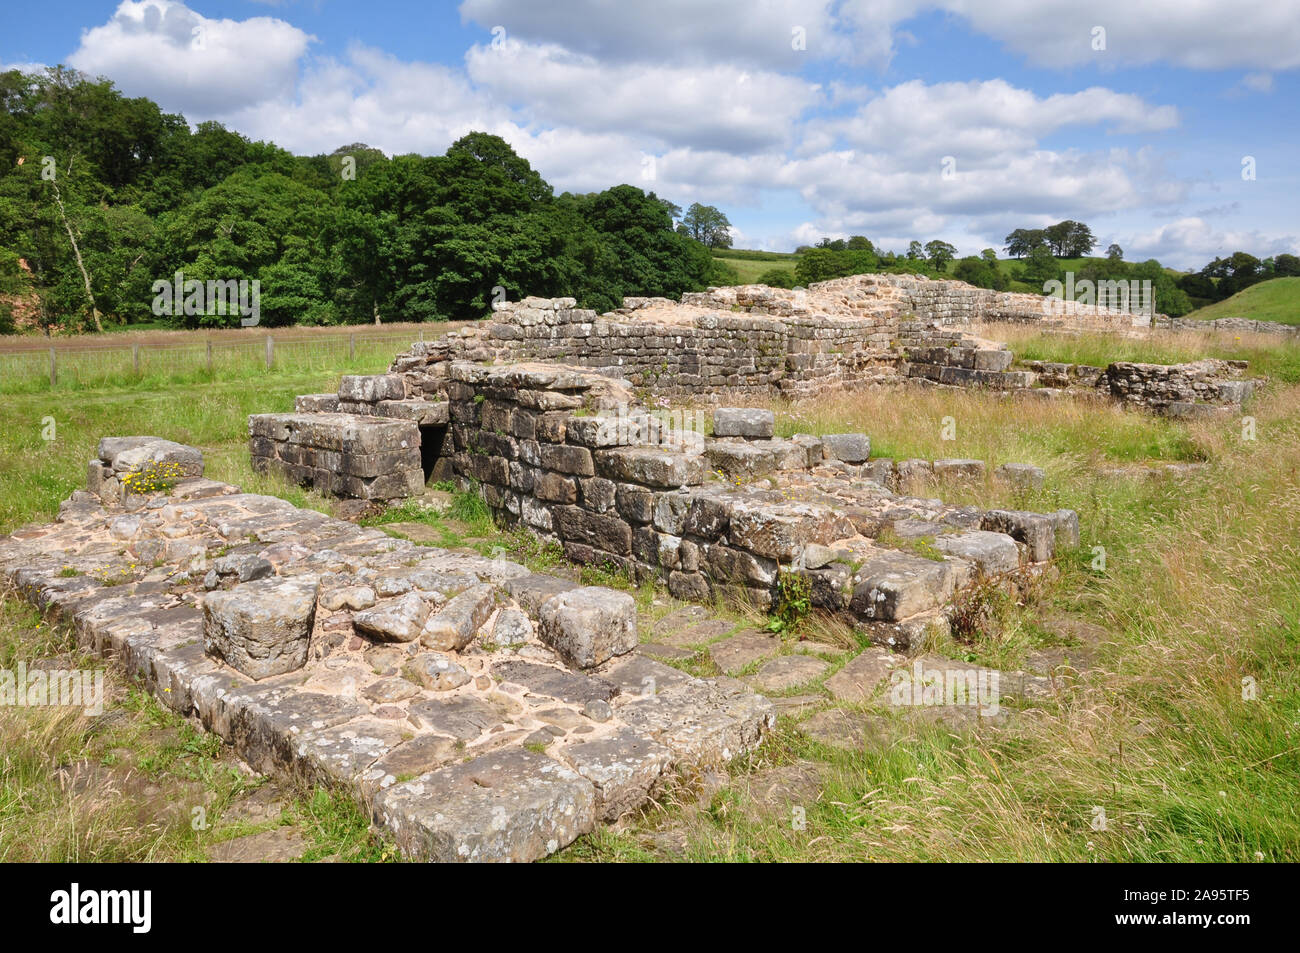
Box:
left=1274, top=253, right=1300, bottom=277
left=924, top=240, right=957, bottom=271
left=680, top=203, right=732, bottom=249
left=755, top=267, right=795, bottom=288
left=1004, top=228, right=1046, bottom=258
left=1020, top=245, right=1061, bottom=286
left=954, top=256, right=1008, bottom=290
left=906, top=240, right=924, bottom=260
left=1106, top=243, right=1123, bottom=261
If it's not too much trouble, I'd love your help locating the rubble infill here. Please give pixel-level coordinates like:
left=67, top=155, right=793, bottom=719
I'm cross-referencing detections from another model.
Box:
left=0, top=459, right=774, bottom=863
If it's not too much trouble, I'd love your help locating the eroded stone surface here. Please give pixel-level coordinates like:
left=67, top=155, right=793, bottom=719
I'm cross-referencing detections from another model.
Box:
left=0, top=460, right=775, bottom=863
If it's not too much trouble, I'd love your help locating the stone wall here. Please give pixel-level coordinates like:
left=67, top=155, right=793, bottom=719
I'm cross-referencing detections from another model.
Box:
left=1156, top=315, right=1300, bottom=337
left=385, top=273, right=1160, bottom=403
left=253, top=364, right=1077, bottom=648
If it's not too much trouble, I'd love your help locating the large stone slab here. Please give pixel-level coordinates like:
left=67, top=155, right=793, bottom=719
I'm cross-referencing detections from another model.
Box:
left=712, top=408, right=775, bottom=439
left=373, top=749, right=597, bottom=862
left=538, top=586, right=637, bottom=669
left=202, top=575, right=319, bottom=679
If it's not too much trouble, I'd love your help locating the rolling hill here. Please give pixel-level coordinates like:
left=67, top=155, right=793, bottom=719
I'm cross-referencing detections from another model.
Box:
left=1183, top=277, right=1300, bottom=326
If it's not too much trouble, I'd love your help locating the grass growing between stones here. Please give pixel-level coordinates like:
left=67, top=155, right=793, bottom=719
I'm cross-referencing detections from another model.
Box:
left=976, top=322, right=1300, bottom=383
left=568, top=382, right=1300, bottom=862
left=4, top=343, right=1298, bottom=863
left=0, top=598, right=400, bottom=862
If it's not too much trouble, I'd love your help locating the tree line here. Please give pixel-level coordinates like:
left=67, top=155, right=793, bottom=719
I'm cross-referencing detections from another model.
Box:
left=0, top=68, right=734, bottom=333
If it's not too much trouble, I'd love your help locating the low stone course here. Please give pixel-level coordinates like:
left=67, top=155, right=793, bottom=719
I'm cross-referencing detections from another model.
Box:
left=0, top=442, right=776, bottom=862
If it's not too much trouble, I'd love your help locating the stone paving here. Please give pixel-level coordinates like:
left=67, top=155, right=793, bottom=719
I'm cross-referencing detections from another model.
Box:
left=0, top=438, right=775, bottom=862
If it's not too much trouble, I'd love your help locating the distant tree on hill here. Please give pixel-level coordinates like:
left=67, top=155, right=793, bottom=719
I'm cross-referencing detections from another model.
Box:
left=954, top=256, right=1008, bottom=290
left=1275, top=253, right=1300, bottom=277
left=1042, top=220, right=1096, bottom=257
left=681, top=203, right=733, bottom=249
left=846, top=235, right=874, bottom=251
left=1106, top=243, right=1123, bottom=261
left=907, top=240, right=923, bottom=260
left=1004, top=228, right=1047, bottom=258
left=755, top=267, right=796, bottom=288
left=1020, top=245, right=1061, bottom=285
left=924, top=240, right=957, bottom=270
left=980, top=248, right=998, bottom=263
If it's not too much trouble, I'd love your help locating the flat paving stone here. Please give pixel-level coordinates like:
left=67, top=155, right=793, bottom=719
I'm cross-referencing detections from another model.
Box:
left=209, top=827, right=309, bottom=863
left=746, top=655, right=830, bottom=693
left=661, top=618, right=737, bottom=647
left=374, top=748, right=596, bottom=863
left=824, top=647, right=906, bottom=703
left=709, top=629, right=782, bottom=675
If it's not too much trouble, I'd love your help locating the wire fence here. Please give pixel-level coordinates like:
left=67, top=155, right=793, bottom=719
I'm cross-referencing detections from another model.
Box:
left=0, top=329, right=437, bottom=394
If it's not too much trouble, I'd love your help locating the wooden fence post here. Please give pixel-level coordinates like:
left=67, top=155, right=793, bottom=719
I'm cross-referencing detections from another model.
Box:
left=133, top=343, right=140, bottom=375
left=207, top=340, right=213, bottom=373
left=349, top=333, right=356, bottom=360
left=265, top=335, right=274, bottom=370
left=49, top=348, right=56, bottom=388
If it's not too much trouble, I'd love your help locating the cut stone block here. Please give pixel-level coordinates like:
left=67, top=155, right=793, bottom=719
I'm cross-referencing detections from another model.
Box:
left=503, top=573, right=580, bottom=619
left=538, top=586, right=637, bottom=669
left=420, top=583, right=496, bottom=651
left=102, top=437, right=205, bottom=480
left=820, top=433, right=871, bottom=464
left=595, top=447, right=706, bottom=488
left=338, top=374, right=406, bottom=403
left=995, top=462, right=1046, bottom=491
left=712, top=408, right=775, bottom=439
left=616, top=680, right=776, bottom=766
left=709, top=630, right=782, bottom=675
left=980, top=510, right=1056, bottom=563
left=824, top=647, right=905, bottom=703
left=405, top=652, right=472, bottom=691
left=932, top=458, right=986, bottom=482
left=203, top=575, right=320, bottom=679
left=373, top=749, right=596, bottom=862
left=932, top=530, right=1020, bottom=575
left=848, top=550, right=958, bottom=622
left=353, top=592, right=431, bottom=643
left=375, top=399, right=449, bottom=425
left=560, top=728, right=672, bottom=821
left=747, top=654, right=829, bottom=693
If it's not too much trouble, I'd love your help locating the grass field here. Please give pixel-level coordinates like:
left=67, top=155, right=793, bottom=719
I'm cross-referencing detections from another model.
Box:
left=1, top=325, right=1298, bottom=862
left=712, top=250, right=797, bottom=284
left=1183, top=277, right=1300, bottom=326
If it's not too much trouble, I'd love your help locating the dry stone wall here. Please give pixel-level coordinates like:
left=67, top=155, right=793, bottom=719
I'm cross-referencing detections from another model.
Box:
left=2, top=446, right=775, bottom=862
left=383, top=274, right=1162, bottom=403
left=262, top=363, right=1079, bottom=650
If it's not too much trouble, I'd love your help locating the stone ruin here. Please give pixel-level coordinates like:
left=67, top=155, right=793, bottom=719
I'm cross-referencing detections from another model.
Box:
left=4, top=437, right=774, bottom=861
left=0, top=273, right=1266, bottom=862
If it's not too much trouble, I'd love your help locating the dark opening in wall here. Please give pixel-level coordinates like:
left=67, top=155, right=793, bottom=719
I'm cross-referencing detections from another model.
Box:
left=418, top=423, right=451, bottom=483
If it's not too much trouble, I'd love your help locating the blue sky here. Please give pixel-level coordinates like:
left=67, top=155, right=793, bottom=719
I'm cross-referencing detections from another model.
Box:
left=4, top=1, right=1298, bottom=268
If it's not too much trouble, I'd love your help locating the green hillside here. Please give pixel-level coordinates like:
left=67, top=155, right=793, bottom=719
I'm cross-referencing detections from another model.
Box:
left=1183, top=277, right=1300, bottom=325
left=712, top=249, right=797, bottom=284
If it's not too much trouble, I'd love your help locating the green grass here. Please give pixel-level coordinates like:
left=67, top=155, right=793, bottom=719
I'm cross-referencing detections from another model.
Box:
left=0, top=601, right=398, bottom=861
left=712, top=251, right=797, bottom=284
left=5, top=329, right=1300, bottom=863
left=984, top=322, right=1300, bottom=384
left=1184, top=277, right=1300, bottom=326
left=0, top=331, right=428, bottom=396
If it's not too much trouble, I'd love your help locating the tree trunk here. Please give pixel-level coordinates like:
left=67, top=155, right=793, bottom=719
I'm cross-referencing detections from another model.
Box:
left=373, top=298, right=381, bottom=326
left=50, top=180, right=103, bottom=333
